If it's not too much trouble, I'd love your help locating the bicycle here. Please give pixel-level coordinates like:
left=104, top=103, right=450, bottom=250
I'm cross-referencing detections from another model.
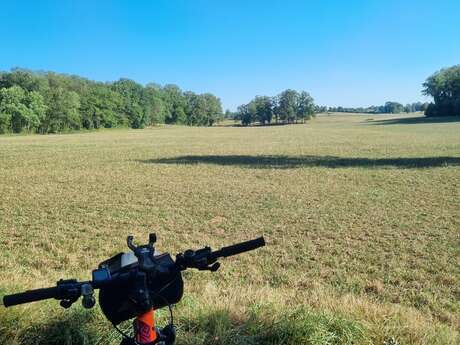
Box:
left=3, top=233, right=265, bottom=345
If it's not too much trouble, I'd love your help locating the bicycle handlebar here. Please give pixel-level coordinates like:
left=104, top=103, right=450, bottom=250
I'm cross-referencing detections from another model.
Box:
left=175, top=236, right=266, bottom=271
left=3, top=279, right=90, bottom=308
left=210, top=237, right=265, bottom=260
left=3, top=286, right=59, bottom=307
left=2, top=236, right=265, bottom=308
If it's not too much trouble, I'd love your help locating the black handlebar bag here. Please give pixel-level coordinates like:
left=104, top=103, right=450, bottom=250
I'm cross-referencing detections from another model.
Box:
left=98, top=252, right=184, bottom=325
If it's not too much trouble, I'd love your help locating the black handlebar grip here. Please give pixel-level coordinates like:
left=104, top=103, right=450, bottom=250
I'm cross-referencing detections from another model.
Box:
left=213, top=236, right=265, bottom=259
left=3, top=286, right=59, bottom=307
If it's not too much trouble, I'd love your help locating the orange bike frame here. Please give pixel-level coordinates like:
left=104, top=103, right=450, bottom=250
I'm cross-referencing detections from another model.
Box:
left=135, top=309, right=157, bottom=344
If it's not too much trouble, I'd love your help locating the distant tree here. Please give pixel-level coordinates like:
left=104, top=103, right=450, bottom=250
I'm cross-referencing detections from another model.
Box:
left=235, top=90, right=315, bottom=126
left=252, top=96, right=273, bottom=124
left=184, top=91, right=206, bottom=126
left=277, top=89, right=299, bottom=123
left=111, top=78, right=146, bottom=128
left=202, top=93, right=223, bottom=126
left=224, top=109, right=234, bottom=119
left=236, top=104, right=252, bottom=126
left=0, top=68, right=49, bottom=94
left=80, top=84, right=123, bottom=129
left=161, top=84, right=187, bottom=124
left=41, top=87, right=81, bottom=133
left=0, top=86, right=47, bottom=133
left=383, top=101, right=404, bottom=114
left=411, top=102, right=422, bottom=112
left=314, top=105, right=327, bottom=114
left=183, top=92, right=223, bottom=126
left=0, top=103, right=11, bottom=134
left=25, top=90, right=47, bottom=131
left=327, top=101, right=426, bottom=114
left=423, top=65, right=460, bottom=116
left=272, top=95, right=280, bottom=123
left=297, top=91, right=315, bottom=122
left=142, top=85, right=166, bottom=125
left=0, top=86, right=23, bottom=133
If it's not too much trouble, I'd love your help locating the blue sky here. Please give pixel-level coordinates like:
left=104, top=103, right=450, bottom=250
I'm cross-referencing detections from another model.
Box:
left=1, top=1, right=459, bottom=110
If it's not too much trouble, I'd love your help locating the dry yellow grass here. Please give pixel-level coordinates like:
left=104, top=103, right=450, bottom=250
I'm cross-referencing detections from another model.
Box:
left=0, top=114, right=459, bottom=344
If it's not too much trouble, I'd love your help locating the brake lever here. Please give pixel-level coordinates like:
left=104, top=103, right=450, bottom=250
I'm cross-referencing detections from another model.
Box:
left=176, top=248, right=221, bottom=271
left=56, top=279, right=83, bottom=309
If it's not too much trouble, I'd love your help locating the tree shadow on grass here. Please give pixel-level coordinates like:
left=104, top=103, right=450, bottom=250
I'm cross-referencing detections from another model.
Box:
left=139, top=155, right=460, bottom=169
left=1, top=308, right=110, bottom=345
left=367, top=116, right=460, bottom=125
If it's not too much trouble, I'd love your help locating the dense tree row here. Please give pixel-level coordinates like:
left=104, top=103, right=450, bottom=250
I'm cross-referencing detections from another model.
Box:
left=234, top=89, right=315, bottom=126
left=327, top=101, right=428, bottom=114
left=2, top=64, right=457, bottom=135
left=0, top=68, right=223, bottom=134
left=423, top=65, right=460, bottom=117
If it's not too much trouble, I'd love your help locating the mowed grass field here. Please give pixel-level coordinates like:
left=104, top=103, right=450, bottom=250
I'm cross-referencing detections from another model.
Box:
left=0, top=114, right=459, bottom=345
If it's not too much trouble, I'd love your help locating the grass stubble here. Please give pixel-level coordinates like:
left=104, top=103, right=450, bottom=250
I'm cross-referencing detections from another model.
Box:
left=0, top=114, right=459, bottom=344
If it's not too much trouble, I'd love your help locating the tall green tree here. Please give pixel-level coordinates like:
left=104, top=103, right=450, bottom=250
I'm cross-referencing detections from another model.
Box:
left=183, top=92, right=223, bottom=126
left=80, top=84, right=123, bottom=129
left=423, top=65, right=460, bottom=116
left=201, top=93, right=223, bottom=126
left=142, top=85, right=166, bottom=125
left=236, top=104, right=253, bottom=126
left=24, top=90, right=47, bottom=131
left=161, top=84, right=187, bottom=124
left=41, top=88, right=81, bottom=133
left=277, top=89, right=299, bottom=123
left=0, top=87, right=22, bottom=133
left=0, top=86, right=47, bottom=133
left=296, top=91, right=315, bottom=122
left=111, top=78, right=146, bottom=128
left=252, top=96, right=273, bottom=124
left=184, top=92, right=206, bottom=126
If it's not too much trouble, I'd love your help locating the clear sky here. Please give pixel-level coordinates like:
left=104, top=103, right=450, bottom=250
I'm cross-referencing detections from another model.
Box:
left=1, top=1, right=459, bottom=110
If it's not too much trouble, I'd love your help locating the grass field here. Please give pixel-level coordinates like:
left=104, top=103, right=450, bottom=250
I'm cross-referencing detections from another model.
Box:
left=0, top=114, right=459, bottom=345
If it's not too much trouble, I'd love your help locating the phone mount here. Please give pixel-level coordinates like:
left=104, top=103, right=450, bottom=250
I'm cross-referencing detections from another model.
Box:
left=127, top=233, right=158, bottom=272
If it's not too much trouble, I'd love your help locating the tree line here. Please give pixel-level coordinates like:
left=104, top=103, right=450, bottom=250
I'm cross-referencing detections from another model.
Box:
left=423, top=65, right=460, bottom=117
left=1, top=64, right=458, bottom=135
left=230, top=96, right=428, bottom=126
left=0, top=68, right=223, bottom=134
left=327, top=101, right=429, bottom=114
left=328, top=64, right=460, bottom=117
left=232, top=89, right=315, bottom=126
